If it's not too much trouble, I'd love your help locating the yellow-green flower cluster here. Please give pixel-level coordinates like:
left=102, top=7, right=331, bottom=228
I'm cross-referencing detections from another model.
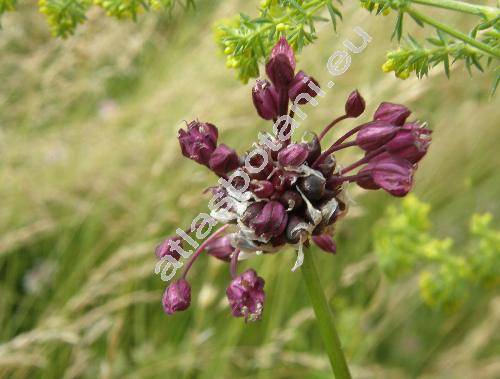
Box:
left=214, top=0, right=342, bottom=83
left=382, top=56, right=411, bottom=80
left=39, top=0, right=91, bottom=38
left=360, top=0, right=391, bottom=16
left=36, top=0, right=189, bottom=38
left=0, top=0, right=16, bottom=14
left=374, top=195, right=500, bottom=311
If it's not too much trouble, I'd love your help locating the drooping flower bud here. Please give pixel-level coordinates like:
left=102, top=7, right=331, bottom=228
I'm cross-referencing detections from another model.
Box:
left=155, top=235, right=183, bottom=260
left=249, top=200, right=288, bottom=239
left=252, top=79, right=279, bottom=120
left=312, top=234, right=337, bottom=254
left=162, top=279, right=191, bottom=315
left=288, top=71, right=320, bottom=104
left=356, top=121, right=399, bottom=151
left=226, top=269, right=265, bottom=322
left=277, top=143, right=308, bottom=167
left=373, top=102, right=411, bottom=126
left=345, top=90, right=365, bottom=118
left=204, top=235, right=235, bottom=262
left=209, top=144, right=240, bottom=175
left=385, top=123, right=431, bottom=163
left=252, top=180, right=275, bottom=199
left=359, top=155, right=414, bottom=197
left=265, top=37, right=296, bottom=90
left=178, top=121, right=218, bottom=166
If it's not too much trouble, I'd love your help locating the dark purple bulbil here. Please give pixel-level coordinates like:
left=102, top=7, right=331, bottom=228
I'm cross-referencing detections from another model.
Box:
left=165, top=37, right=431, bottom=322
left=162, top=279, right=191, bottom=315
left=226, top=269, right=265, bottom=321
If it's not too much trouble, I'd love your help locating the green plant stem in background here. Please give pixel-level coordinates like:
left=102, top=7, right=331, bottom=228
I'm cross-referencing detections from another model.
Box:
left=407, top=8, right=500, bottom=58
left=413, top=0, right=499, bottom=19
left=300, top=250, right=352, bottom=379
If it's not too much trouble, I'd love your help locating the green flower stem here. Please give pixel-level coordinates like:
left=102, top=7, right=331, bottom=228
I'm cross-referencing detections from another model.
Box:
left=300, top=250, right=352, bottom=379
left=407, top=8, right=500, bottom=58
left=412, top=0, right=499, bottom=19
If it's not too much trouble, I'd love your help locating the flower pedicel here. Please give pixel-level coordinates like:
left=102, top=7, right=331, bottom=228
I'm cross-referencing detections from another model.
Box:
left=157, top=37, right=431, bottom=322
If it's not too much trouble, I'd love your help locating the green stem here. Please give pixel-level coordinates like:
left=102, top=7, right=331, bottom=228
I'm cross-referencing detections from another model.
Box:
left=407, top=8, right=500, bottom=58
left=412, top=0, right=499, bottom=19
left=300, top=250, right=352, bottom=379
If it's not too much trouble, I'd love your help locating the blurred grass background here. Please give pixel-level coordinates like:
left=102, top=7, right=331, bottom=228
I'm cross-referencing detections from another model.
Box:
left=0, top=1, right=499, bottom=378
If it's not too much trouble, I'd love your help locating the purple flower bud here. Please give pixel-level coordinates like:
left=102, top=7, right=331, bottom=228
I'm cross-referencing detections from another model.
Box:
left=345, top=90, right=365, bottom=118
left=277, top=143, right=309, bottom=166
left=242, top=202, right=265, bottom=226
left=266, top=37, right=296, bottom=90
left=373, top=102, right=411, bottom=126
left=155, top=236, right=182, bottom=260
left=162, top=279, right=191, bottom=315
left=226, top=269, right=265, bottom=321
left=385, top=123, right=431, bottom=163
left=209, top=144, right=240, bottom=175
left=204, top=235, right=235, bottom=262
left=312, top=234, right=337, bottom=254
left=249, top=200, right=288, bottom=239
left=178, top=121, right=218, bottom=166
left=288, top=71, right=320, bottom=104
left=356, top=121, right=399, bottom=151
left=252, top=79, right=279, bottom=120
left=359, top=155, right=414, bottom=197
left=252, top=180, right=275, bottom=199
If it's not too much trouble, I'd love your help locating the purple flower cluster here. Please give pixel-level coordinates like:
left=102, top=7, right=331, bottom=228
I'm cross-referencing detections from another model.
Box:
left=157, top=37, right=431, bottom=322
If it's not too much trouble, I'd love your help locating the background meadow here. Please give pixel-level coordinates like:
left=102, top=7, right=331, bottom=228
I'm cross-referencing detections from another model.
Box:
left=0, top=1, right=499, bottom=378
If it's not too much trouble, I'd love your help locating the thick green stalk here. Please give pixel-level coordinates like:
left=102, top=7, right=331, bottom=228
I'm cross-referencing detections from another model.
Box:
left=407, top=8, right=500, bottom=58
left=412, top=0, right=499, bottom=19
left=300, top=250, right=352, bottom=379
